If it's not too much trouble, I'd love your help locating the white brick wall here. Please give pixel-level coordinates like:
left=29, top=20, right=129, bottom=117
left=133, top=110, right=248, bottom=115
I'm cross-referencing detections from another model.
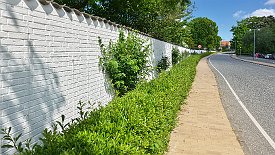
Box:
left=0, top=0, right=192, bottom=153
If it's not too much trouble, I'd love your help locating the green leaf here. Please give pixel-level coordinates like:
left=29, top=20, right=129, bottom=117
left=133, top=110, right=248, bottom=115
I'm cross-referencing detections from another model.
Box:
left=8, top=127, right=11, bottom=134
left=3, top=136, right=13, bottom=141
left=1, top=144, right=13, bottom=148
left=61, top=115, right=65, bottom=122
left=0, top=128, right=5, bottom=134
left=14, top=133, right=22, bottom=142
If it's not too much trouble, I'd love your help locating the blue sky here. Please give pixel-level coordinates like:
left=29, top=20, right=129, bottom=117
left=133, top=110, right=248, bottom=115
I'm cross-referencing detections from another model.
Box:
left=191, top=0, right=275, bottom=41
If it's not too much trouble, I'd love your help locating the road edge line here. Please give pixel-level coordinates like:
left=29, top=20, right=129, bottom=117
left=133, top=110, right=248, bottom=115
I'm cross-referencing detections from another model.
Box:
left=208, top=55, right=275, bottom=150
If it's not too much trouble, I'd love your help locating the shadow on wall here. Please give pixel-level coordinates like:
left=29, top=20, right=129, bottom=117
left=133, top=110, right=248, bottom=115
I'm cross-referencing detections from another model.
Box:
left=151, top=39, right=166, bottom=77
left=0, top=45, right=65, bottom=154
left=1, top=0, right=65, bottom=154
left=99, top=64, right=115, bottom=100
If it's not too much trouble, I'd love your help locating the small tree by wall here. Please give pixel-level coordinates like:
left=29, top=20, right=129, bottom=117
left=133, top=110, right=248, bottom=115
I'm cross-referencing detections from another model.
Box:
left=99, top=31, right=152, bottom=96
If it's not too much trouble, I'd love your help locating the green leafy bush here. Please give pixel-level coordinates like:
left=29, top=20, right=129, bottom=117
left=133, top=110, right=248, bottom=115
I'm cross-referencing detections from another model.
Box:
left=99, top=31, right=151, bottom=96
left=1, top=101, right=94, bottom=155
left=172, top=47, right=181, bottom=65
left=172, top=48, right=191, bottom=66
left=1, top=53, right=213, bottom=155
left=157, top=56, right=170, bottom=73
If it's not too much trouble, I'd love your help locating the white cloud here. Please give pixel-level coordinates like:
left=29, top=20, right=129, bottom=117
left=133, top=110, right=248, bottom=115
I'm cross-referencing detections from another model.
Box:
left=245, top=8, right=275, bottom=18
left=233, top=10, right=245, bottom=18
left=265, top=0, right=275, bottom=5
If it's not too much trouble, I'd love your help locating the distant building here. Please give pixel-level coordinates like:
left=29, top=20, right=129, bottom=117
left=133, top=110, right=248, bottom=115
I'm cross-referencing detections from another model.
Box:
left=220, top=40, right=231, bottom=49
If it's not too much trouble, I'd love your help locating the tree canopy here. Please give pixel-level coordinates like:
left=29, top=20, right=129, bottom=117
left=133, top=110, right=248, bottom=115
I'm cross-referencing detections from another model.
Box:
left=54, top=0, right=192, bottom=46
left=231, top=16, right=275, bottom=55
left=186, top=17, right=221, bottom=50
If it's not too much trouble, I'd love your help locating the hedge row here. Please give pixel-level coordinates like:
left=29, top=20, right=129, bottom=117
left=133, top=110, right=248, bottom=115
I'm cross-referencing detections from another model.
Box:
left=25, top=53, right=212, bottom=154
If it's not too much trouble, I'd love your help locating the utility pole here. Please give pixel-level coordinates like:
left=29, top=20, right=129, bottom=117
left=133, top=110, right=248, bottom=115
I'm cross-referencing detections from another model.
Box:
left=253, top=29, right=256, bottom=60
left=249, top=21, right=259, bottom=60
left=235, top=39, right=237, bottom=54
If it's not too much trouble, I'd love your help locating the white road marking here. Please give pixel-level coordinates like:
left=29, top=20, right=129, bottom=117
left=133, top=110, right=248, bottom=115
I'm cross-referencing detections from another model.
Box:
left=209, top=55, right=275, bottom=150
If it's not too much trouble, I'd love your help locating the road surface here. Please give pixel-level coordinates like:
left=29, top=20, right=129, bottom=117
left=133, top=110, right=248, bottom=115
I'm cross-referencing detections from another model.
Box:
left=208, top=53, right=275, bottom=155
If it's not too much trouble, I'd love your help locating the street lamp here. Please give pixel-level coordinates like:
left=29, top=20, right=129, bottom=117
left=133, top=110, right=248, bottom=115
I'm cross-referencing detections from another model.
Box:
left=248, top=21, right=260, bottom=60
left=249, top=28, right=260, bottom=60
left=234, top=37, right=237, bottom=54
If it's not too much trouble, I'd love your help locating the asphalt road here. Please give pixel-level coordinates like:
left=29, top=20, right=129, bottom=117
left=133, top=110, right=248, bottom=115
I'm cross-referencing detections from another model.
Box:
left=208, top=53, right=275, bottom=155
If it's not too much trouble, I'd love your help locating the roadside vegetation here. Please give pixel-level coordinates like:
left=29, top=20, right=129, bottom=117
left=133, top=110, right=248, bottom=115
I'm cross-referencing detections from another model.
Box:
left=185, top=17, right=222, bottom=50
left=172, top=47, right=183, bottom=65
left=1, top=52, right=212, bottom=154
left=99, top=31, right=151, bottom=96
left=157, top=56, right=170, bottom=73
left=231, top=16, right=275, bottom=56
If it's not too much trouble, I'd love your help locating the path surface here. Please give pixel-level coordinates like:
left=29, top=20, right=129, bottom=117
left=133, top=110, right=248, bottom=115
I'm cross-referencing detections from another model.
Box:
left=209, top=54, right=275, bottom=155
left=167, top=57, right=243, bottom=155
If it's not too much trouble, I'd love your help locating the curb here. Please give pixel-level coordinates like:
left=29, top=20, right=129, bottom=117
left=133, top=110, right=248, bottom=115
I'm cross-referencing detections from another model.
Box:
left=230, top=55, right=275, bottom=68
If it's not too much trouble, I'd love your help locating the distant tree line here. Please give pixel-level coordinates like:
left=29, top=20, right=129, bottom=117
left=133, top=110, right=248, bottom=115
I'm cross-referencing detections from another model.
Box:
left=231, top=16, right=275, bottom=55
left=54, top=0, right=221, bottom=49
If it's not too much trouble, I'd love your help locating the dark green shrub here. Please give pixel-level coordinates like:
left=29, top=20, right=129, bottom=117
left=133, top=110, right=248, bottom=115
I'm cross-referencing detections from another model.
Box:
left=172, top=48, right=191, bottom=66
left=99, top=31, right=151, bottom=96
left=172, top=47, right=181, bottom=65
left=157, top=56, right=170, bottom=72
left=0, top=101, right=95, bottom=155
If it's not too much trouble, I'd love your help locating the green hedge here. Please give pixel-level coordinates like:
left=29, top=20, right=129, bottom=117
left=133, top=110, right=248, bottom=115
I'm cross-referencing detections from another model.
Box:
left=3, top=53, right=212, bottom=155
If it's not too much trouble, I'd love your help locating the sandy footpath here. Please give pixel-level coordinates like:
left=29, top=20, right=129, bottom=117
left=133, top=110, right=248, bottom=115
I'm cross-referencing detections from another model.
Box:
left=166, top=57, right=244, bottom=155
